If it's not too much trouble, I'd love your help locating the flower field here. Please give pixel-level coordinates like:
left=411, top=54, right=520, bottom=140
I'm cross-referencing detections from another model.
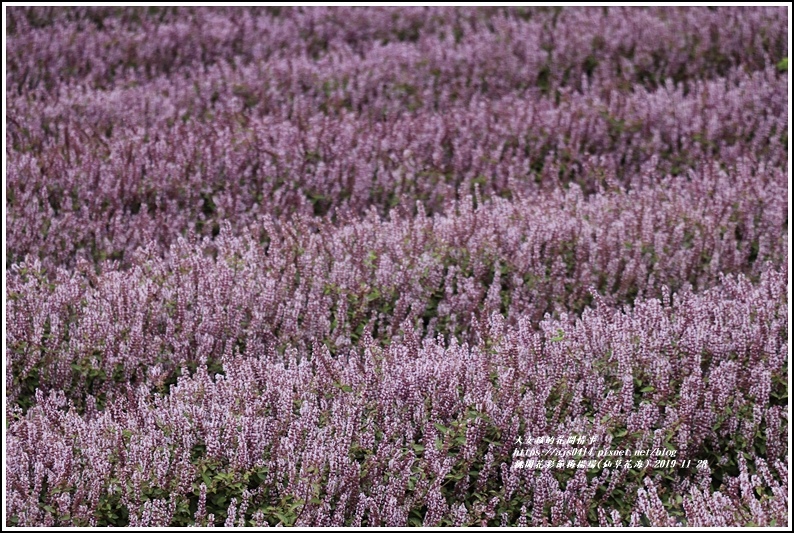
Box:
left=5, top=6, right=789, bottom=527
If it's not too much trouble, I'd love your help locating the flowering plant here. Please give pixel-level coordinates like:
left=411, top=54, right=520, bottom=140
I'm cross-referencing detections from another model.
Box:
left=5, top=6, right=788, bottom=527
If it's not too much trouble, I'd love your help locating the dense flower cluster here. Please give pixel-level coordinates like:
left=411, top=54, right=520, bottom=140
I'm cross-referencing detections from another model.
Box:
left=5, top=6, right=789, bottom=527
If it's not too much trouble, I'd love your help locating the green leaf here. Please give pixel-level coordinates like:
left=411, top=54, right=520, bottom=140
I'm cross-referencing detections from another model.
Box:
left=640, top=386, right=655, bottom=393
left=274, top=512, right=293, bottom=525
left=777, top=57, right=788, bottom=72
left=333, top=381, right=353, bottom=393
left=289, top=499, right=305, bottom=511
